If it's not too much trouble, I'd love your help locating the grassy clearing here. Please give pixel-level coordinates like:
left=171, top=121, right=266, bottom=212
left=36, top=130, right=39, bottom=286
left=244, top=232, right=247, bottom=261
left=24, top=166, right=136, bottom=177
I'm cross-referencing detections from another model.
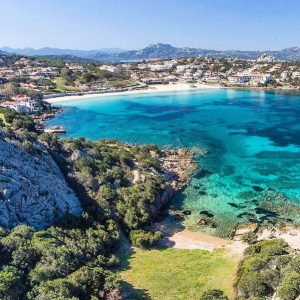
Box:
left=53, top=77, right=81, bottom=92
left=120, top=248, right=239, bottom=300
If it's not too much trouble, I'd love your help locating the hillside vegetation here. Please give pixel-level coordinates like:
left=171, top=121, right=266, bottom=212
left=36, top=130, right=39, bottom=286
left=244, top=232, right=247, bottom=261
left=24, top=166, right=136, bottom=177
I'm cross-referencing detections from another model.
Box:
left=236, top=239, right=300, bottom=300
left=0, top=108, right=186, bottom=299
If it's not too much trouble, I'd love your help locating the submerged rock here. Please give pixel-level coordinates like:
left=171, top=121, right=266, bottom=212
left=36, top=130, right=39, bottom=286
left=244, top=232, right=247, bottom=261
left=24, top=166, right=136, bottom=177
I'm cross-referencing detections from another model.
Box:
left=252, top=185, right=264, bottom=192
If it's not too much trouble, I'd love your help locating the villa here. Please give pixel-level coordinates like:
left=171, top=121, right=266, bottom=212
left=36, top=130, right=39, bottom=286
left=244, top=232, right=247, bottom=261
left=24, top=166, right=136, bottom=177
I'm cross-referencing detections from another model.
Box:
left=11, top=95, right=37, bottom=111
left=0, top=101, right=32, bottom=113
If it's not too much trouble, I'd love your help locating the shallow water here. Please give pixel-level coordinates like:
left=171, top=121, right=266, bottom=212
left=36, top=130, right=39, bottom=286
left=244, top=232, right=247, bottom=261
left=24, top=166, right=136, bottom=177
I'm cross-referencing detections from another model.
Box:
left=48, top=89, right=300, bottom=234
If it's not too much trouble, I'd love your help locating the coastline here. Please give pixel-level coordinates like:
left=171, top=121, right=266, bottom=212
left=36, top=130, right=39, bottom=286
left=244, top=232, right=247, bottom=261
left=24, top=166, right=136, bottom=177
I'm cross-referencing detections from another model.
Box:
left=42, top=83, right=300, bottom=254
left=45, top=83, right=300, bottom=105
left=44, top=82, right=222, bottom=103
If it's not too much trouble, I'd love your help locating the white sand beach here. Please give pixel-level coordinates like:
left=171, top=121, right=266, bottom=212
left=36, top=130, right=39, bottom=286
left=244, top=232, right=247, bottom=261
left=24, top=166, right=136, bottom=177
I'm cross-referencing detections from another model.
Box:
left=45, top=82, right=221, bottom=103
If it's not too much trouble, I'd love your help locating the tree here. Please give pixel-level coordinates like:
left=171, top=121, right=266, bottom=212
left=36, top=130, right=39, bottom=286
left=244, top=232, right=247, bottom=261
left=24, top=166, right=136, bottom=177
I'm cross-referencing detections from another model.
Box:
left=0, top=266, right=25, bottom=300
left=27, top=278, right=79, bottom=300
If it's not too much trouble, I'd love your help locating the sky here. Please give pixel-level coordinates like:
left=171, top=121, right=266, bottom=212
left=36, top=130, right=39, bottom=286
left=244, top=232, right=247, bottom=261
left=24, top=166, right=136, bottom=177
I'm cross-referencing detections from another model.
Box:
left=0, top=0, right=299, bottom=51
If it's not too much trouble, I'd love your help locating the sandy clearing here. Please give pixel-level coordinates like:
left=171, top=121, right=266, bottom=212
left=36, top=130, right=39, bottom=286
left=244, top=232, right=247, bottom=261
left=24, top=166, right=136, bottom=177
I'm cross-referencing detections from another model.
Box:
left=258, top=227, right=300, bottom=250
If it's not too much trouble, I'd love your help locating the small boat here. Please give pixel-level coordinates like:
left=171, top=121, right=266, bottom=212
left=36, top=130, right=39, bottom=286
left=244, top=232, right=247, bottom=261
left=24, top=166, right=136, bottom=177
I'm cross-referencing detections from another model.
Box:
left=44, top=125, right=66, bottom=134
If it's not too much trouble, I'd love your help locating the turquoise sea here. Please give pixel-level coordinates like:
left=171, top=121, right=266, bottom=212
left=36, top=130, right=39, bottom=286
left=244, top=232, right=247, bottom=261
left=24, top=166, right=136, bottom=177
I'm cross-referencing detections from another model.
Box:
left=47, top=89, right=300, bottom=235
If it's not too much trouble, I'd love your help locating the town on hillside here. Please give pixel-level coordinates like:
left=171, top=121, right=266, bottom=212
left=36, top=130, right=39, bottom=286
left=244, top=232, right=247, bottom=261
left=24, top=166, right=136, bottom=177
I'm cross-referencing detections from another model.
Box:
left=1, top=53, right=300, bottom=114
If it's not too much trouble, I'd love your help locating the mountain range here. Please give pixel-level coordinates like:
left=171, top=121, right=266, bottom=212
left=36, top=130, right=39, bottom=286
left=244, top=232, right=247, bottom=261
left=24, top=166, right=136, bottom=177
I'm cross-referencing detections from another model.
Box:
left=1, top=43, right=300, bottom=61
left=0, top=47, right=125, bottom=58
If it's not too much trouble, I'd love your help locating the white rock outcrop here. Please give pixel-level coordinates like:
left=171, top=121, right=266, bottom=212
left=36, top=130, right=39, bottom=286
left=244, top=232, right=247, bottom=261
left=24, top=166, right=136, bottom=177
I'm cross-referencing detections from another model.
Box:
left=0, top=134, right=82, bottom=229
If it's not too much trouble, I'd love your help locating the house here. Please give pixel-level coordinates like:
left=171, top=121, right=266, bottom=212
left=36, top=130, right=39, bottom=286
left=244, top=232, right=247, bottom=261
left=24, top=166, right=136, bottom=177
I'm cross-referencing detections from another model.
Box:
left=228, top=74, right=251, bottom=84
left=292, top=72, right=300, bottom=79
left=141, top=78, right=166, bottom=84
left=99, top=65, right=123, bottom=73
left=165, top=75, right=178, bottom=82
left=256, top=54, right=277, bottom=63
left=11, top=95, right=37, bottom=111
left=148, top=63, right=174, bottom=71
left=248, top=72, right=273, bottom=84
left=280, top=71, right=289, bottom=81
left=0, top=101, right=31, bottom=113
left=193, top=70, right=203, bottom=79
left=205, top=76, right=220, bottom=83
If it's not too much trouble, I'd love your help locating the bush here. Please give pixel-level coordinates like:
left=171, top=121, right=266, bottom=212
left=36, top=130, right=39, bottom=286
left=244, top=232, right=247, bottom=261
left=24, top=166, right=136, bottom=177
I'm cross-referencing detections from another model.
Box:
left=130, top=230, right=163, bottom=248
left=242, top=257, right=268, bottom=272
left=238, top=272, right=270, bottom=297
left=278, top=273, right=300, bottom=300
left=241, top=232, right=257, bottom=244
left=244, top=239, right=288, bottom=257
left=290, top=256, right=300, bottom=274
left=200, top=289, right=228, bottom=300
left=21, top=140, right=36, bottom=154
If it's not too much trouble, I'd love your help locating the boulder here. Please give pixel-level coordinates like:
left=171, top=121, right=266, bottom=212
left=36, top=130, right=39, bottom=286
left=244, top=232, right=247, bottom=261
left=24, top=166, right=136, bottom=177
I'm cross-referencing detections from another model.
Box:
left=0, top=133, right=82, bottom=229
left=235, top=222, right=258, bottom=236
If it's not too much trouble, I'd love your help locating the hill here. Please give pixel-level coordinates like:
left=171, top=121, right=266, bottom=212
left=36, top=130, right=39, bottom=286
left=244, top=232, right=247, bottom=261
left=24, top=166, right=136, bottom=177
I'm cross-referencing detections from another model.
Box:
left=3, top=44, right=300, bottom=62
left=0, top=47, right=125, bottom=59
left=102, top=43, right=300, bottom=61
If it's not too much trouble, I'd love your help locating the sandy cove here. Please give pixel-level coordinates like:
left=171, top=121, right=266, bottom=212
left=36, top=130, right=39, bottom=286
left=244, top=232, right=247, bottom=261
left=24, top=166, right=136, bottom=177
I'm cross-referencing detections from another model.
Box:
left=151, top=217, right=247, bottom=258
left=44, top=83, right=300, bottom=256
left=45, top=82, right=222, bottom=104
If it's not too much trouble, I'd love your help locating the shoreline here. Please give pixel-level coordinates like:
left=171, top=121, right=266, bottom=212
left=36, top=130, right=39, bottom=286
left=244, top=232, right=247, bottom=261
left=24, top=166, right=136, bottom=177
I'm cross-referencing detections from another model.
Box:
left=45, top=82, right=300, bottom=105
left=42, top=83, right=300, bottom=253
left=44, top=83, right=222, bottom=103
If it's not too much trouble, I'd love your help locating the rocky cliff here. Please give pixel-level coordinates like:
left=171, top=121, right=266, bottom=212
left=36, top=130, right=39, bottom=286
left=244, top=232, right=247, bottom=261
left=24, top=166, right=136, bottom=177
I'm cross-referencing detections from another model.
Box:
left=0, top=131, right=82, bottom=229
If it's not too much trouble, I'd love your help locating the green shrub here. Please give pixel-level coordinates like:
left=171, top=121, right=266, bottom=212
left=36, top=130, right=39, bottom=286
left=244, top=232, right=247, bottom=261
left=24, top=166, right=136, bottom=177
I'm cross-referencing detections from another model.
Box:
left=242, top=257, right=268, bottom=272
left=244, top=239, right=288, bottom=257
left=241, top=232, right=257, bottom=244
left=21, top=140, right=36, bottom=154
left=130, top=230, right=163, bottom=248
left=238, top=272, right=269, bottom=297
left=290, top=256, right=300, bottom=274
left=200, top=289, right=228, bottom=299
left=278, top=273, right=300, bottom=300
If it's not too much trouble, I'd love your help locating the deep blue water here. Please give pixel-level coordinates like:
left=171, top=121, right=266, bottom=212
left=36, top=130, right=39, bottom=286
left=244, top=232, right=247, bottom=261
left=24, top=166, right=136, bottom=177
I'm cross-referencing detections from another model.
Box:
left=47, top=89, right=300, bottom=232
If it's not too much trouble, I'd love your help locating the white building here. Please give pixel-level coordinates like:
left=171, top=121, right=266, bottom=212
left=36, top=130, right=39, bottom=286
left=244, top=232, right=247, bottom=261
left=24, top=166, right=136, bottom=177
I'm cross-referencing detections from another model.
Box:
left=99, top=65, right=123, bottom=73
left=248, top=72, right=273, bottom=84
left=148, top=63, right=174, bottom=71
left=228, top=73, right=251, bottom=84
left=292, top=72, right=300, bottom=79
left=193, top=70, right=203, bottom=79
left=12, top=95, right=37, bottom=111
left=0, top=101, right=31, bottom=113
left=256, top=54, right=277, bottom=63
left=205, top=76, right=220, bottom=83
left=280, top=71, right=289, bottom=81
left=228, top=72, right=272, bottom=84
